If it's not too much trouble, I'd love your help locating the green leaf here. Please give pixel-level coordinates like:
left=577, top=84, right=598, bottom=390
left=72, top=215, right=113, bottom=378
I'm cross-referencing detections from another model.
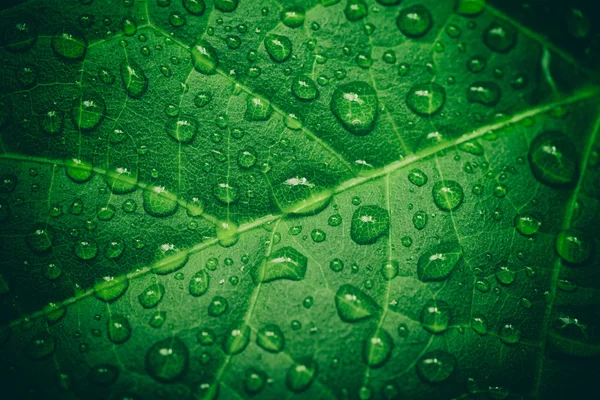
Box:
left=0, top=0, right=599, bottom=399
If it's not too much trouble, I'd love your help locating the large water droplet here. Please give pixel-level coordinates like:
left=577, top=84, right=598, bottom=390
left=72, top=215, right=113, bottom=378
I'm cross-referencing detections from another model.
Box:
left=253, top=246, right=308, bottom=283
left=432, top=180, right=464, bottom=211
left=556, top=229, right=594, bottom=265
left=138, top=283, right=165, bottom=308
left=514, top=214, right=542, bottom=236
left=223, top=323, right=250, bottom=355
left=94, top=276, right=129, bottom=302
left=417, top=242, right=463, bottom=282
left=335, top=284, right=380, bottom=322
left=396, top=5, right=433, bottom=38
left=257, top=323, right=284, bottom=353
left=143, top=187, right=179, bottom=217
left=467, top=81, right=501, bottom=106
left=528, top=131, right=578, bottom=187
left=264, top=34, right=292, bottom=62
left=416, top=351, right=456, bottom=383
left=165, top=115, right=198, bottom=143
left=350, top=205, right=390, bottom=245
left=271, top=171, right=333, bottom=215
left=331, top=81, right=378, bottom=135
left=121, top=59, right=148, bottom=98
left=245, top=95, right=273, bottom=121
left=363, top=328, right=393, bottom=367
left=281, top=6, right=305, bottom=28
left=214, top=0, right=238, bottom=12
left=420, top=299, right=451, bottom=333
left=292, top=75, right=319, bottom=101
left=345, top=0, right=368, bottom=22
left=483, top=21, right=517, bottom=53
left=65, top=158, right=93, bottom=183
left=191, top=42, right=219, bottom=74
left=107, top=314, right=132, bottom=344
left=104, top=167, right=138, bottom=194
left=189, top=269, right=209, bottom=296
left=72, top=93, right=106, bottom=131
left=52, top=30, right=87, bottom=60
left=406, top=82, right=445, bottom=116
left=145, top=337, right=189, bottom=382
left=183, top=0, right=205, bottom=15
left=286, top=359, right=317, bottom=393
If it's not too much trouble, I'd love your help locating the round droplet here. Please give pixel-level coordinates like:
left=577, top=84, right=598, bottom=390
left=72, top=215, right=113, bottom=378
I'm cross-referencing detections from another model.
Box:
left=556, top=229, right=594, bottom=265
left=72, top=93, right=106, bottom=131
left=498, top=323, right=520, bottom=344
left=214, top=0, right=238, bottom=12
left=257, top=324, right=284, bottom=353
left=27, top=224, right=53, bottom=253
left=406, top=82, right=446, bottom=116
left=420, top=299, right=451, bottom=333
left=514, top=215, right=541, bottom=236
left=264, top=34, right=292, bottom=62
left=331, top=81, right=378, bottom=136
left=416, top=351, right=456, bottom=383
left=3, top=18, right=38, bottom=51
left=183, top=0, right=206, bottom=15
left=75, top=238, right=98, bottom=260
left=138, top=283, right=165, bottom=308
left=467, top=81, right=501, bottom=106
left=244, top=368, right=267, bottom=394
left=65, top=158, right=93, bottom=183
left=52, top=30, right=87, bottom=60
left=483, top=22, right=517, bottom=53
left=495, top=265, right=516, bottom=285
left=145, top=337, right=189, bottom=382
left=417, top=242, right=463, bottom=282
left=208, top=296, right=228, bottom=316
left=105, top=239, right=125, bottom=259
left=363, top=328, right=394, bottom=367
left=197, top=328, right=216, bottom=345
left=88, top=364, right=119, bottom=386
left=330, top=258, right=344, bottom=272
left=41, top=109, right=64, bottom=135
left=107, top=314, right=132, bottom=344
left=194, top=92, right=212, bottom=108
left=408, top=168, right=428, bottom=186
left=286, top=359, right=317, bottom=393
left=238, top=148, right=257, bottom=169
left=245, top=95, right=273, bottom=121
left=213, top=182, right=238, bottom=204
left=396, top=5, right=433, bottom=38
left=223, top=323, right=250, bottom=355
left=292, top=75, right=319, bottom=101
left=281, top=6, right=305, bottom=28
left=16, top=65, right=37, bottom=88
left=166, top=115, right=198, bottom=143
left=24, top=332, right=55, bottom=360
left=350, top=205, right=390, bottom=245
left=191, top=42, right=219, bottom=74
left=345, top=0, right=368, bottom=22
left=528, top=131, right=578, bottom=187
left=143, top=187, right=178, bottom=217
left=432, top=180, right=464, bottom=211
left=189, top=270, right=209, bottom=296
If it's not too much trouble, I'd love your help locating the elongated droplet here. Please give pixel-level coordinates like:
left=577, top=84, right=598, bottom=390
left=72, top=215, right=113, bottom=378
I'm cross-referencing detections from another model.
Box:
left=121, top=59, right=148, bottom=98
left=363, top=328, right=393, bottom=367
left=286, top=359, right=317, bottom=393
left=528, top=131, right=578, bottom=187
left=253, top=246, right=308, bottom=283
left=335, top=284, right=380, bottom=322
left=417, top=242, right=463, bottom=282
left=191, top=42, right=218, bottom=74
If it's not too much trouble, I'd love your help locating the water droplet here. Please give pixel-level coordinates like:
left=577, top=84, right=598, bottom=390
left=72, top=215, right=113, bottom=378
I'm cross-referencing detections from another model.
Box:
left=213, top=182, right=238, bottom=204
left=145, top=337, right=189, bottom=382
left=331, top=81, right=378, bottom=135
left=420, top=299, right=451, bottom=333
left=104, top=167, right=138, bottom=194
left=432, top=180, right=464, bottom=211
left=264, top=34, right=292, bottom=62
left=286, top=359, right=317, bottom=393
left=52, top=30, right=87, bottom=60
left=456, top=0, right=485, bottom=15
left=483, top=21, right=517, bottom=53
left=406, top=82, right=445, bottom=116
left=75, top=238, right=98, bottom=260
left=143, top=187, right=179, bottom=217
left=223, top=323, right=250, bottom=355
left=245, top=94, right=273, bottom=121
left=311, top=228, right=326, bottom=243
left=408, top=168, right=428, bottom=187
left=189, top=270, right=209, bottom=296
left=345, top=0, right=368, bottom=22
left=413, top=210, right=428, bottom=230
left=208, top=296, right=228, bottom=316
left=556, top=229, right=594, bottom=265
left=94, top=276, right=129, bottom=302
left=498, top=323, right=520, bottom=344
left=335, top=284, right=380, bottom=322
left=350, top=205, right=390, bottom=245
left=330, top=258, right=344, bottom=272
left=165, top=115, right=198, bottom=143
left=214, top=0, right=238, bottom=12
left=3, top=18, right=38, bottom=51
left=467, top=81, right=501, bottom=106
left=72, top=93, right=106, bottom=131
left=138, top=283, right=165, bottom=308
left=183, top=0, right=206, bottom=15
left=88, top=364, right=119, bottom=385
left=528, top=131, right=578, bottom=187
left=257, top=323, right=284, bottom=353
left=417, top=242, right=463, bottom=282
left=24, top=332, right=55, bottom=360
left=396, top=5, right=433, bottom=38
left=191, top=42, right=219, bottom=74
left=41, top=109, right=64, bottom=135
left=154, top=245, right=189, bottom=275
left=416, top=351, right=456, bottom=383
left=281, top=6, right=305, bottom=28
left=253, top=246, right=307, bottom=283
left=244, top=368, right=267, bottom=394
left=65, top=158, right=93, bottom=183
left=363, top=328, right=393, bottom=367
left=107, top=314, right=132, bottom=344
left=120, top=59, right=148, bottom=98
